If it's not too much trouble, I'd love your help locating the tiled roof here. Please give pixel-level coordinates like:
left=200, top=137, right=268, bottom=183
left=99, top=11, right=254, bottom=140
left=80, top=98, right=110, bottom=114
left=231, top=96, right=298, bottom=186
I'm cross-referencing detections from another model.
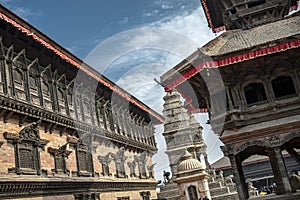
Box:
left=202, top=15, right=300, bottom=57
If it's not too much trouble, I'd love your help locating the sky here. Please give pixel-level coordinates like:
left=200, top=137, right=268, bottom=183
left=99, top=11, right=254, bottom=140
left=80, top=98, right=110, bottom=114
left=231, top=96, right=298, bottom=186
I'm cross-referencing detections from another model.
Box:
left=0, top=0, right=225, bottom=180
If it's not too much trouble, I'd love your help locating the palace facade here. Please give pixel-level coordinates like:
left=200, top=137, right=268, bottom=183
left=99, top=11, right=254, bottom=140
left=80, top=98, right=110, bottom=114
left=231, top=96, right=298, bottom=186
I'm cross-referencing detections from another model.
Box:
left=0, top=5, right=163, bottom=200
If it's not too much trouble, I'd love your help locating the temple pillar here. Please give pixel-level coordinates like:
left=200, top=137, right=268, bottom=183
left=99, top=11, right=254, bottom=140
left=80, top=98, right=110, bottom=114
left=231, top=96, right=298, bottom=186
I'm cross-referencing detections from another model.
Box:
left=225, top=86, right=233, bottom=110
left=267, top=147, right=292, bottom=195
left=284, top=145, right=300, bottom=166
left=229, top=154, right=249, bottom=200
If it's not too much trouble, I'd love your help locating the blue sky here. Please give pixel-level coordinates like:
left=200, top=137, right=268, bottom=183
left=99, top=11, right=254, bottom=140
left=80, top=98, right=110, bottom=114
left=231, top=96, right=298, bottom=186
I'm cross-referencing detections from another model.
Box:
left=0, top=0, right=225, bottom=180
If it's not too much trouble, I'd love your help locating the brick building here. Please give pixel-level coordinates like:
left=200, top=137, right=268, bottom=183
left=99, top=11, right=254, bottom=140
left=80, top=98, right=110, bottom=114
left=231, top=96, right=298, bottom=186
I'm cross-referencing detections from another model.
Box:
left=0, top=5, right=163, bottom=200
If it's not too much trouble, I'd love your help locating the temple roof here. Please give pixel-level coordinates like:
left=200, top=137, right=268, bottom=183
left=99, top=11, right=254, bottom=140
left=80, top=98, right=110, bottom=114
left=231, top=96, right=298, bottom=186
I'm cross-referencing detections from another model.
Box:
left=200, top=0, right=300, bottom=33
left=161, top=15, right=300, bottom=92
left=202, top=15, right=300, bottom=57
left=0, top=5, right=164, bottom=124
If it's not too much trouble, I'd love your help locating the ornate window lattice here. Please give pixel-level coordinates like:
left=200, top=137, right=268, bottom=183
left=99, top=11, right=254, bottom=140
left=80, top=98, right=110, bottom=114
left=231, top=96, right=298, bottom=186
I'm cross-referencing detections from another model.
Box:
left=4, top=121, right=48, bottom=175
left=42, top=81, right=50, bottom=96
left=73, top=141, right=93, bottom=177
left=19, top=147, right=35, bottom=169
left=48, top=144, right=71, bottom=175
left=78, top=150, right=88, bottom=172
left=272, top=76, right=296, bottom=98
left=13, top=69, right=23, bottom=84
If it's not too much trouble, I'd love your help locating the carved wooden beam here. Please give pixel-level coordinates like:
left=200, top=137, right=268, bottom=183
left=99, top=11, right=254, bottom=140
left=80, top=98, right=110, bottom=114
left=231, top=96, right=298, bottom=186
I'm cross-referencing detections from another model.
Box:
left=3, top=111, right=14, bottom=123
left=59, top=126, right=67, bottom=136
left=0, top=109, right=6, bottom=118
left=45, top=122, right=53, bottom=133
left=0, top=140, right=5, bottom=147
left=18, top=115, right=28, bottom=127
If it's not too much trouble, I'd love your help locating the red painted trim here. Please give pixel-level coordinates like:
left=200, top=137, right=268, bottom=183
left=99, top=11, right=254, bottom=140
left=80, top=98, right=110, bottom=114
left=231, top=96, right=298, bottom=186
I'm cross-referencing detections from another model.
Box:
left=0, top=12, right=164, bottom=123
left=165, top=38, right=300, bottom=92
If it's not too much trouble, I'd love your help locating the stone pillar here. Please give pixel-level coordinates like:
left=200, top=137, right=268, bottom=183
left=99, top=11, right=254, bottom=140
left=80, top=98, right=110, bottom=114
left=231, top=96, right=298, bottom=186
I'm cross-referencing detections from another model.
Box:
left=267, top=147, right=292, bottom=194
left=229, top=154, right=249, bottom=200
left=204, top=153, right=210, bottom=169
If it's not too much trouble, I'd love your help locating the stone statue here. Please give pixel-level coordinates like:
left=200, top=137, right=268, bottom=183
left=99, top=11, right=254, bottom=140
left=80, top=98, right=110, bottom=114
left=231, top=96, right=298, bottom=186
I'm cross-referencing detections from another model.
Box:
left=248, top=181, right=257, bottom=196
left=225, top=175, right=234, bottom=186
left=290, top=172, right=300, bottom=192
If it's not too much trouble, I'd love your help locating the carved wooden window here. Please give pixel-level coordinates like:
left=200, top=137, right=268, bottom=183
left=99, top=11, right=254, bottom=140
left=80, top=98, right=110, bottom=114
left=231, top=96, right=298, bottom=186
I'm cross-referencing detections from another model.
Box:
left=4, top=121, right=48, bottom=175
left=75, top=142, right=93, bottom=176
left=112, top=148, right=127, bottom=178
left=127, top=161, right=136, bottom=177
left=100, top=106, right=107, bottom=129
left=55, top=156, right=64, bottom=170
left=244, top=83, right=267, bottom=105
left=98, top=154, right=112, bottom=176
left=68, top=92, right=73, bottom=105
left=13, top=69, right=23, bottom=85
left=135, top=152, right=147, bottom=179
left=42, top=81, right=50, bottom=97
left=57, top=89, right=64, bottom=102
left=102, top=162, right=110, bottom=176
left=187, top=185, right=198, bottom=200
left=48, top=144, right=71, bottom=174
left=272, top=76, right=296, bottom=99
left=19, top=146, right=36, bottom=169
left=78, top=150, right=88, bottom=171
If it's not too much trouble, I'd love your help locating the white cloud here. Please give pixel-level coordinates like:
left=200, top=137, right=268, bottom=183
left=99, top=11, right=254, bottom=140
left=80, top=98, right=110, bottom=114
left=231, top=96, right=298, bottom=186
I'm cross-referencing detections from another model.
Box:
left=84, top=5, right=223, bottom=179
left=119, top=16, right=129, bottom=25
left=0, top=0, right=41, bottom=21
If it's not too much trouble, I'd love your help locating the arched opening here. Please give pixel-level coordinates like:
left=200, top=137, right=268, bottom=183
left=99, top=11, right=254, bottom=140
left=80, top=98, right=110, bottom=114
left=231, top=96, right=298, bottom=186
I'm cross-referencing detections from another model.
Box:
left=272, top=76, right=296, bottom=98
left=187, top=185, right=198, bottom=200
left=244, top=83, right=267, bottom=105
left=283, top=136, right=300, bottom=172
left=237, top=145, right=273, bottom=197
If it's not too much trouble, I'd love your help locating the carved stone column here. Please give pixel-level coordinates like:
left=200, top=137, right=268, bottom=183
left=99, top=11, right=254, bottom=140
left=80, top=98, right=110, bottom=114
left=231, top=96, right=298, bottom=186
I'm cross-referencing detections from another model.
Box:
left=267, top=147, right=292, bottom=194
left=228, top=154, right=249, bottom=200
left=203, top=153, right=210, bottom=169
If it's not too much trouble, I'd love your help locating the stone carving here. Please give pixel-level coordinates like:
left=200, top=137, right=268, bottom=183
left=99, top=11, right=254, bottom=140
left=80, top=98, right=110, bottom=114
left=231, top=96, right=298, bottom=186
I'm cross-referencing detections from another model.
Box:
left=290, top=172, right=300, bottom=192
left=248, top=182, right=258, bottom=196
left=225, top=175, right=234, bottom=186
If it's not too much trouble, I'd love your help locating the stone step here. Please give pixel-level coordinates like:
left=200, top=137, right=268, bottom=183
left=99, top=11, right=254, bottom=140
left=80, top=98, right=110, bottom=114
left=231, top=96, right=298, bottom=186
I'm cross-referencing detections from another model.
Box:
left=212, top=192, right=238, bottom=200
left=157, top=183, right=180, bottom=200
left=210, top=186, right=231, bottom=197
